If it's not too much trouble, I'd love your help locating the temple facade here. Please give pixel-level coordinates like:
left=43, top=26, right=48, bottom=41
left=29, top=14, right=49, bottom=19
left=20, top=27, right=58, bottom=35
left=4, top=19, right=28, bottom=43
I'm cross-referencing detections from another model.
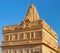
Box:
left=1, top=4, right=58, bottom=53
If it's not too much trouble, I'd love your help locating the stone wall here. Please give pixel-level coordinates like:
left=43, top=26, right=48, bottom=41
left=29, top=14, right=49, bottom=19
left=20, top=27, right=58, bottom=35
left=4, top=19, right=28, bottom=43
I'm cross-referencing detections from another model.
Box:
left=58, top=46, right=60, bottom=53
left=42, top=29, right=58, bottom=51
left=42, top=45, right=57, bottom=53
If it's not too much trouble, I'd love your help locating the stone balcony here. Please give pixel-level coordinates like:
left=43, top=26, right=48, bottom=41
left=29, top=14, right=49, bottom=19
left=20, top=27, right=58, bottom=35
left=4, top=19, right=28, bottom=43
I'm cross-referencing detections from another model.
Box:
left=2, top=20, right=58, bottom=40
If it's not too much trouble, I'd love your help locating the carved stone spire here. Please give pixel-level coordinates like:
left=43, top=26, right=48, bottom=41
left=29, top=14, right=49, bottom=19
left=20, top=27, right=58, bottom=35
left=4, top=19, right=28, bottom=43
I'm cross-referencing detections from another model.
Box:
left=24, top=4, right=41, bottom=22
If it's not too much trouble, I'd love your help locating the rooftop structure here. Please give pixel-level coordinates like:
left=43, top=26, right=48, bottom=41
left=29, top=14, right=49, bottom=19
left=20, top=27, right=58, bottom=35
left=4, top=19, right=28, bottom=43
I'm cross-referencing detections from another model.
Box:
left=1, top=4, right=58, bottom=53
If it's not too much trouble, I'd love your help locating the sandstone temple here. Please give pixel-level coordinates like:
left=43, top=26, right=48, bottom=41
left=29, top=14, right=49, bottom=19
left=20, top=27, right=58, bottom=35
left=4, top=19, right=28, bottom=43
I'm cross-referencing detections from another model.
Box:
left=1, top=4, right=59, bottom=53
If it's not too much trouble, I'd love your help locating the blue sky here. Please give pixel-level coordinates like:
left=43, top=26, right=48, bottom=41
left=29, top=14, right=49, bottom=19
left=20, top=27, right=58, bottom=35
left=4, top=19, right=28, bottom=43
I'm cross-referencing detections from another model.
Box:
left=0, top=0, right=60, bottom=50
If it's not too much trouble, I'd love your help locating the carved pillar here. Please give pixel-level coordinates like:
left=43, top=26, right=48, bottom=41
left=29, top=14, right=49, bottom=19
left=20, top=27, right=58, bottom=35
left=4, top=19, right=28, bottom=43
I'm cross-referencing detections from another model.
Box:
left=29, top=48, right=31, bottom=53
left=24, top=33, right=26, bottom=39
left=34, top=32, right=35, bottom=39
left=16, top=49, right=18, bottom=53
left=9, top=35, right=10, bottom=41
left=17, top=49, right=19, bottom=53
left=30, top=32, right=31, bottom=39
left=18, top=33, right=19, bottom=40
left=23, top=49, right=24, bottom=53
left=8, top=50, right=10, bottom=53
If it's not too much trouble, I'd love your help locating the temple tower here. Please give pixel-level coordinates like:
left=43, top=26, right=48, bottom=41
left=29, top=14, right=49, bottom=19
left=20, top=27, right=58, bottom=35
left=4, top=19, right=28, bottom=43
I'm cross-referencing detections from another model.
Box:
left=1, top=4, right=58, bottom=53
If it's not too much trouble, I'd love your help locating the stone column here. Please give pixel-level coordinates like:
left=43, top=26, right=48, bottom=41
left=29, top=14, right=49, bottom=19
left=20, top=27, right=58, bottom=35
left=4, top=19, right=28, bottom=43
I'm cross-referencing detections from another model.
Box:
left=34, top=32, right=35, bottom=39
left=23, top=49, right=24, bottom=53
left=18, top=33, right=20, bottom=40
left=9, top=35, right=10, bottom=41
left=17, top=49, right=18, bottom=53
left=30, top=32, right=31, bottom=39
left=24, top=33, right=26, bottom=39
left=29, top=48, right=31, bottom=53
